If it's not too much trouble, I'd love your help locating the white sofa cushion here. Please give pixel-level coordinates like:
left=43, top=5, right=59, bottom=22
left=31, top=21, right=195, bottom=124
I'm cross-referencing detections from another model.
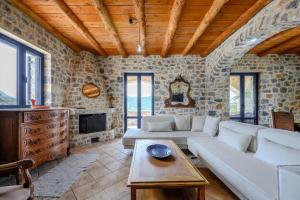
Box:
left=217, top=127, right=252, bottom=152
left=123, top=129, right=211, bottom=149
left=203, top=116, right=220, bottom=136
left=147, top=121, right=173, bottom=132
left=187, top=137, right=278, bottom=200
left=257, top=128, right=300, bottom=150
left=174, top=115, right=191, bottom=131
left=123, top=129, right=190, bottom=148
left=254, top=138, right=300, bottom=166
left=219, top=121, right=265, bottom=152
left=141, top=116, right=174, bottom=131
left=191, top=116, right=206, bottom=132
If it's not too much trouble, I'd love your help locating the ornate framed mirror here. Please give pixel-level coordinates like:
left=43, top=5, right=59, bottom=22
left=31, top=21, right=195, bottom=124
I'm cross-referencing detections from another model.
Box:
left=82, top=83, right=100, bottom=98
left=165, top=75, right=195, bottom=108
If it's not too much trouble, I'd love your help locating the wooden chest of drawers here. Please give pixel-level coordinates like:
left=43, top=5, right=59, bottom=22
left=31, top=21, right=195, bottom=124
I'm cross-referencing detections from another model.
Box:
left=0, top=108, right=69, bottom=169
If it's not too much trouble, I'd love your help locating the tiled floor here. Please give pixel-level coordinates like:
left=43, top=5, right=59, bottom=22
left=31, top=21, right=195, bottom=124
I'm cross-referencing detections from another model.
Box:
left=31, top=138, right=237, bottom=200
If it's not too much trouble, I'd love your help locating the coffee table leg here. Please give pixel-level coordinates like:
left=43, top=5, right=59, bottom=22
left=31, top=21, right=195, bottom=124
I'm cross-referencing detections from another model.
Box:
left=131, top=187, right=136, bottom=200
left=198, top=186, right=205, bottom=200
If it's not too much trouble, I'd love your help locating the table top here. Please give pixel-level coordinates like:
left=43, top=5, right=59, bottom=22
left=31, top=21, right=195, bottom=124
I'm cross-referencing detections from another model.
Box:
left=127, top=140, right=209, bottom=188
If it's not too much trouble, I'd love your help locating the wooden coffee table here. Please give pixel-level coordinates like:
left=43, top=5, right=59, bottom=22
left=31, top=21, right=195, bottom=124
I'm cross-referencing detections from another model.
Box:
left=127, top=140, right=209, bottom=200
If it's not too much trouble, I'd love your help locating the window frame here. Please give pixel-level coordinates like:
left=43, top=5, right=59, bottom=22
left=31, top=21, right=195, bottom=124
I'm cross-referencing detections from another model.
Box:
left=124, top=72, right=155, bottom=131
left=229, top=72, right=259, bottom=124
left=0, top=33, right=44, bottom=108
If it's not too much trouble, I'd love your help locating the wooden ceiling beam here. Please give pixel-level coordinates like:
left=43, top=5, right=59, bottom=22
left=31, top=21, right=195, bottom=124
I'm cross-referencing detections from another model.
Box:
left=132, top=0, right=146, bottom=56
left=91, top=0, right=128, bottom=57
left=258, top=35, right=300, bottom=56
left=281, top=45, right=300, bottom=54
left=252, top=27, right=300, bottom=55
left=203, top=0, right=271, bottom=56
left=161, top=0, right=186, bottom=57
left=10, top=0, right=81, bottom=52
left=52, top=0, right=107, bottom=56
left=182, top=0, right=229, bottom=56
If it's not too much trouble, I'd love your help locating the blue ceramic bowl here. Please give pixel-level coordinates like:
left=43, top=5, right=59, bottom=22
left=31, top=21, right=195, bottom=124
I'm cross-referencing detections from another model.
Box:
left=146, top=144, right=172, bottom=159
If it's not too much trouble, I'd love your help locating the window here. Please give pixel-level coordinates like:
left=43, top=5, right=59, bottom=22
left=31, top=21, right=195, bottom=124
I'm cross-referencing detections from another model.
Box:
left=229, top=73, right=258, bottom=124
left=124, top=73, right=154, bottom=131
left=0, top=33, right=44, bottom=108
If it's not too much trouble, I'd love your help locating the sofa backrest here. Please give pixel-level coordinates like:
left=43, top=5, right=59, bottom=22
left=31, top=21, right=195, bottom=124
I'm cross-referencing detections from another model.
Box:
left=141, top=115, right=175, bottom=131
left=219, top=121, right=265, bottom=152
left=257, top=128, right=300, bottom=150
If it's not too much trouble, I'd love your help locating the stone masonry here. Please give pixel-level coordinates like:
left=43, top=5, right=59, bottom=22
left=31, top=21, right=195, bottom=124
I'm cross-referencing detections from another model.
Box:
left=100, top=55, right=206, bottom=136
left=232, top=54, right=300, bottom=127
left=63, top=51, right=108, bottom=110
left=205, top=0, right=300, bottom=118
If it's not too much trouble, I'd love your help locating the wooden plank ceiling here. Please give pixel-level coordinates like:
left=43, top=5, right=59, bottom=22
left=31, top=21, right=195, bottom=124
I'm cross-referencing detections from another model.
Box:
left=12, top=0, right=283, bottom=57
left=250, top=27, right=300, bottom=56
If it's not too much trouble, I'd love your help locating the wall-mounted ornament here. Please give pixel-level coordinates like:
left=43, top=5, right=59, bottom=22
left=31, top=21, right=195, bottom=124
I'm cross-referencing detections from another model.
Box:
left=165, top=75, right=195, bottom=108
left=82, top=83, right=100, bottom=98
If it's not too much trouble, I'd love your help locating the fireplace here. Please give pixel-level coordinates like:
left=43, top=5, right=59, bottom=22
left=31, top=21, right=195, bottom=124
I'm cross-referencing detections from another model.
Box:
left=79, top=113, right=106, bottom=134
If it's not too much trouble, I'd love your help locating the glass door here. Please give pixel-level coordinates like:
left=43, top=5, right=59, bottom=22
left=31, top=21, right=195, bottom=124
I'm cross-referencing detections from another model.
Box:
left=229, top=73, right=258, bottom=124
left=124, top=73, right=154, bottom=131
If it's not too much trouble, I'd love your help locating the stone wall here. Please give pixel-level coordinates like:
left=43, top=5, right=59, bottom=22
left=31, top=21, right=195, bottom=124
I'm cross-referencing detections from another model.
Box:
left=100, top=55, right=206, bottom=136
left=63, top=51, right=108, bottom=110
left=205, top=0, right=300, bottom=118
left=0, top=0, right=77, bottom=106
left=232, top=54, right=300, bottom=126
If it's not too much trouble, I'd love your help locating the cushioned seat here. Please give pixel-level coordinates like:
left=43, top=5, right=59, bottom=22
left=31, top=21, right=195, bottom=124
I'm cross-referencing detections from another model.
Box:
left=123, top=128, right=210, bottom=149
left=187, top=137, right=278, bottom=200
left=0, top=185, right=31, bottom=200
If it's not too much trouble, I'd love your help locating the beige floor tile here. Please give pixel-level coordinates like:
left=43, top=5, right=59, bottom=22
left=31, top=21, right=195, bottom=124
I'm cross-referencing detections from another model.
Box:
left=87, top=163, right=111, bottom=179
left=95, top=173, right=124, bottom=190
left=112, top=166, right=130, bottom=180
left=58, top=190, right=76, bottom=200
left=110, top=152, right=129, bottom=161
left=102, top=181, right=129, bottom=200
left=87, top=181, right=129, bottom=200
left=98, top=154, right=116, bottom=165
left=105, top=160, right=126, bottom=172
left=71, top=171, right=95, bottom=189
left=72, top=181, right=102, bottom=200
left=105, top=149, right=120, bottom=156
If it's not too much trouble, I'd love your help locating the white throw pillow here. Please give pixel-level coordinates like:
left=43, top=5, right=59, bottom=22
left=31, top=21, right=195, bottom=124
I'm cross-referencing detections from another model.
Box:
left=147, top=121, right=173, bottom=132
left=254, top=138, right=300, bottom=166
left=217, top=128, right=252, bottom=152
left=191, top=116, right=206, bottom=132
left=203, top=116, right=220, bottom=136
left=174, top=115, right=191, bottom=131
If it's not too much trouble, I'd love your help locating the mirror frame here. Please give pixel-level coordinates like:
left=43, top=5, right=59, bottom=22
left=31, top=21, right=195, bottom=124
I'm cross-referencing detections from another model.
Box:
left=82, top=83, right=100, bottom=98
left=164, top=75, right=195, bottom=108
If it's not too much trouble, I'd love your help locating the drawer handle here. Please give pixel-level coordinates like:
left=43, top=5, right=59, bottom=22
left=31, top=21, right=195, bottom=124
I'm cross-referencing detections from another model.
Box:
left=24, top=138, right=40, bottom=145
left=48, top=112, right=59, bottom=118
left=47, top=124, right=58, bottom=129
left=25, top=113, right=42, bottom=121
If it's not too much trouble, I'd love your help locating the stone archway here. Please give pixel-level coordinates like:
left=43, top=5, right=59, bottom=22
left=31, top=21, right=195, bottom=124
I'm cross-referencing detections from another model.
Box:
left=204, top=0, right=300, bottom=118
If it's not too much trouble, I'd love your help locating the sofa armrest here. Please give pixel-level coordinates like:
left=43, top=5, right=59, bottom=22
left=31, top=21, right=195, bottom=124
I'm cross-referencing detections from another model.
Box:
left=279, top=165, right=300, bottom=200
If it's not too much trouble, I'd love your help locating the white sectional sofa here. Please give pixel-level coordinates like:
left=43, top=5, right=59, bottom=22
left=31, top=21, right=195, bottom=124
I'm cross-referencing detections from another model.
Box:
left=123, top=115, right=300, bottom=200
left=122, top=115, right=213, bottom=149
left=188, top=121, right=276, bottom=200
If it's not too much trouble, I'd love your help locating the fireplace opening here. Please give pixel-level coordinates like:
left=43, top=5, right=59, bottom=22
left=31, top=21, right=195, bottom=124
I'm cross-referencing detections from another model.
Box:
left=79, top=113, right=106, bottom=134
left=91, top=137, right=100, bottom=143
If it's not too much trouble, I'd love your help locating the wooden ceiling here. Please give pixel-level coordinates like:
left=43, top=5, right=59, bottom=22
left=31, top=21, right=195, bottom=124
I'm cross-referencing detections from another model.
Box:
left=250, top=26, right=300, bottom=56
left=11, top=0, right=278, bottom=57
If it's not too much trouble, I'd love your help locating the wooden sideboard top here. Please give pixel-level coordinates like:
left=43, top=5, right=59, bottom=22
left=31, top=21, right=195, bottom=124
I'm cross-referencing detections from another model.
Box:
left=0, top=107, right=70, bottom=112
